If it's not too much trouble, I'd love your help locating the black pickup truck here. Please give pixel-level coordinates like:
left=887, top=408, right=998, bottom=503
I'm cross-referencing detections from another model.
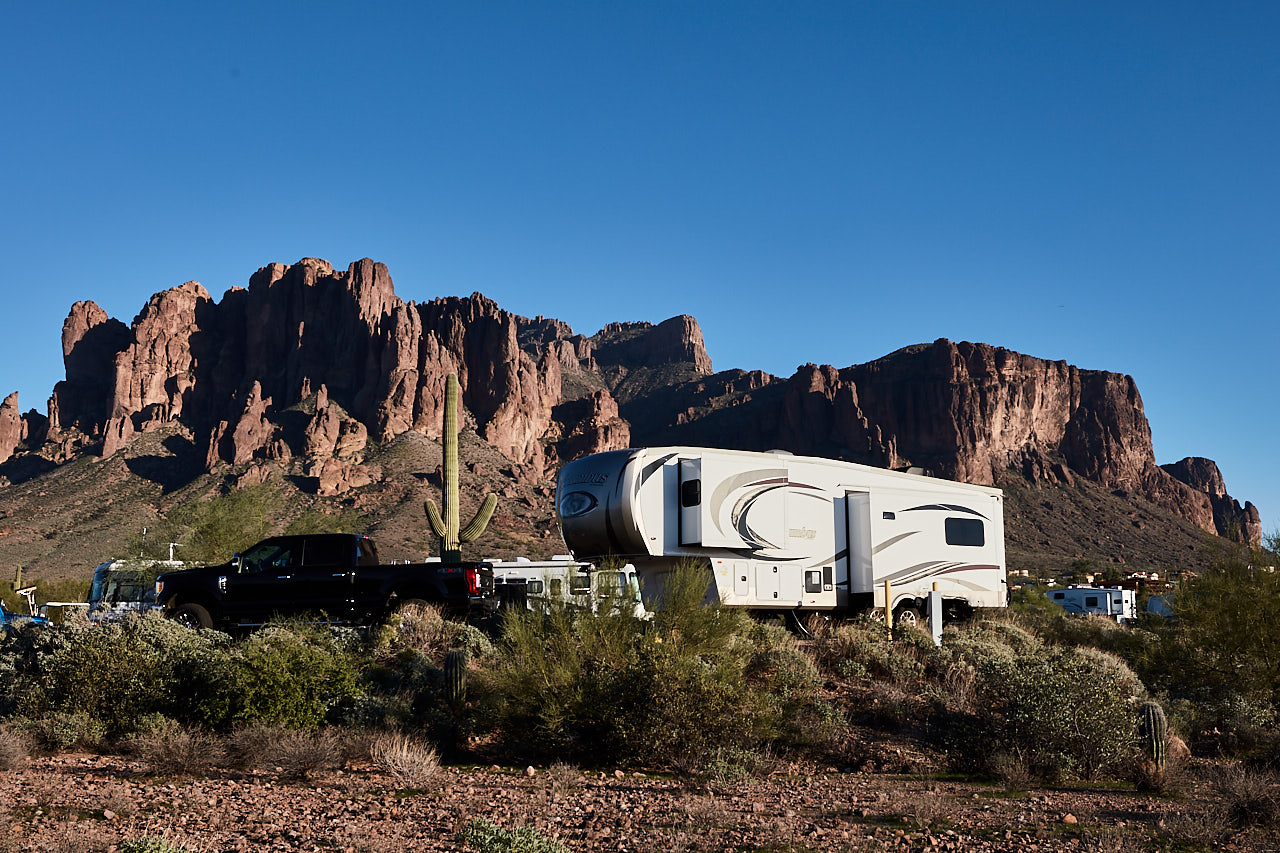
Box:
left=154, top=533, right=496, bottom=630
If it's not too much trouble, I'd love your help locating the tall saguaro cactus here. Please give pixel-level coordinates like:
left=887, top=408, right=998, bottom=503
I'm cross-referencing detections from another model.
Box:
left=425, top=373, right=498, bottom=562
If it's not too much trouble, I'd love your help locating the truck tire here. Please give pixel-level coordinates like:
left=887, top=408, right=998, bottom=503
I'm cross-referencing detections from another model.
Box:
left=395, top=597, right=431, bottom=614
left=170, top=602, right=213, bottom=630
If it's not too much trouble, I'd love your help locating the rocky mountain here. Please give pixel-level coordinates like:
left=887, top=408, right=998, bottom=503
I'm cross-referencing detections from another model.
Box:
left=0, top=257, right=1261, bottom=579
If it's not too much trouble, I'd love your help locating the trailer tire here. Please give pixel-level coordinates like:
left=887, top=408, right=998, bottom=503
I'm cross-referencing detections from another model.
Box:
left=893, top=605, right=923, bottom=630
left=169, top=603, right=213, bottom=630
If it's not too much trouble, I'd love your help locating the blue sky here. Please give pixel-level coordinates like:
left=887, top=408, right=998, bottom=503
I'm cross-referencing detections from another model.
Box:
left=3, top=2, right=1276, bottom=536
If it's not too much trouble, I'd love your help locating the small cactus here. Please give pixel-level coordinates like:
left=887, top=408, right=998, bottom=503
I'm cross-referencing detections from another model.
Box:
left=1139, top=700, right=1168, bottom=769
left=444, top=648, right=468, bottom=710
left=425, top=374, right=498, bottom=562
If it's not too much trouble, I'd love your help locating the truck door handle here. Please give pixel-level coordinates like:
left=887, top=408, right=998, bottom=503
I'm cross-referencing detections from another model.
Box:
left=276, top=575, right=293, bottom=580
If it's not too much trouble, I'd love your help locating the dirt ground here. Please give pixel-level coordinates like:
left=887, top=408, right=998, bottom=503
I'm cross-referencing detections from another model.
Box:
left=4, top=753, right=1276, bottom=853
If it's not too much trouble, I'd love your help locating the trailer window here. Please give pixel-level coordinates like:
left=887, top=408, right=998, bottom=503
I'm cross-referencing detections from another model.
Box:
left=570, top=574, right=591, bottom=595
left=945, top=517, right=985, bottom=547
left=1085, top=596, right=1099, bottom=607
left=527, top=580, right=544, bottom=594
left=680, top=479, right=701, bottom=507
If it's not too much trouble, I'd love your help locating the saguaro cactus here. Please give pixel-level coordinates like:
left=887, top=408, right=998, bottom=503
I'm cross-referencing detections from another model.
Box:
left=425, top=373, right=498, bottom=562
left=1138, top=700, right=1168, bottom=769
left=444, top=648, right=469, bottom=710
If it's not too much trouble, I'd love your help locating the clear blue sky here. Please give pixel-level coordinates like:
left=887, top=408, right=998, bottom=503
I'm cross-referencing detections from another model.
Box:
left=3, top=2, right=1276, bottom=537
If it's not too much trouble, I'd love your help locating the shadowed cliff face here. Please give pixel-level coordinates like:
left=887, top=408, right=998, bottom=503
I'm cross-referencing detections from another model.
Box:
left=0, top=257, right=1259, bottom=545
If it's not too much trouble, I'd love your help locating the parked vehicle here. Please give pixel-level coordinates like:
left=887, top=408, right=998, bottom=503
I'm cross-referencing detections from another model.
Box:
left=557, top=446, right=1007, bottom=625
left=1048, top=585, right=1137, bottom=623
left=154, top=533, right=497, bottom=630
left=87, top=558, right=180, bottom=621
left=489, top=556, right=647, bottom=617
left=1, top=599, right=49, bottom=631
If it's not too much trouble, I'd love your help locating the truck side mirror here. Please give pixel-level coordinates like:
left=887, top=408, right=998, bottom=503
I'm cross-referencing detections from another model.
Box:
left=231, top=554, right=243, bottom=572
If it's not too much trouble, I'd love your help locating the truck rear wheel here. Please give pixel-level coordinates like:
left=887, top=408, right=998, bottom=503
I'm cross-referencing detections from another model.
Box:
left=170, top=602, right=213, bottom=630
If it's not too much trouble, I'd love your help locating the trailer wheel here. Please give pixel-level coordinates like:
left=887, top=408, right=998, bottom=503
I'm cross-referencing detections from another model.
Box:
left=169, top=603, right=212, bottom=630
left=893, top=605, right=923, bottom=630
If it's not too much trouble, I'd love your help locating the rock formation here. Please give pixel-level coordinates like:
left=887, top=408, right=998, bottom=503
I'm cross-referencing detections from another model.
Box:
left=0, top=393, right=21, bottom=465
left=1, top=257, right=1259, bottom=543
left=1163, top=457, right=1262, bottom=544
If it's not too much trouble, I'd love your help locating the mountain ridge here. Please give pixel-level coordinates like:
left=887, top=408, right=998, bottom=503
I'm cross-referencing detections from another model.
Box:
left=0, top=256, right=1260, bottom=580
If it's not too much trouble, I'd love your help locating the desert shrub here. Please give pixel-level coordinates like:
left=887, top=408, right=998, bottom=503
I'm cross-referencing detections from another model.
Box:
left=284, top=505, right=369, bottom=536
left=1136, top=540, right=1280, bottom=752
left=0, top=722, right=32, bottom=768
left=387, top=602, right=451, bottom=656
left=30, top=710, right=107, bottom=750
left=133, top=722, right=226, bottom=775
left=261, top=727, right=346, bottom=777
left=939, top=620, right=1144, bottom=781
left=370, top=731, right=441, bottom=788
left=481, top=562, right=839, bottom=768
left=813, top=618, right=946, bottom=685
left=458, top=818, right=570, bottom=853
left=1210, top=762, right=1280, bottom=828
left=0, top=618, right=80, bottom=716
left=214, top=626, right=361, bottom=728
left=119, top=838, right=188, bottom=853
left=222, top=723, right=346, bottom=775
left=142, top=483, right=277, bottom=564
left=18, top=614, right=235, bottom=737
left=382, top=604, right=494, bottom=664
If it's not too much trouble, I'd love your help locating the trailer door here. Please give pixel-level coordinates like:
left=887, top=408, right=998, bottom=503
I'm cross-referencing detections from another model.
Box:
left=844, top=491, right=873, bottom=595
left=679, top=458, right=702, bottom=546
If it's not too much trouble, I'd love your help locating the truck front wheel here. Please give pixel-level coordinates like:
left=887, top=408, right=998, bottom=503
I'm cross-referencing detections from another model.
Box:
left=169, top=603, right=213, bottom=630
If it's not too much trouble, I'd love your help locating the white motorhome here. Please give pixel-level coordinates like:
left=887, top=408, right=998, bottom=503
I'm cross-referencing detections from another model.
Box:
left=556, top=447, right=1007, bottom=624
left=487, top=557, right=646, bottom=618
left=1047, top=585, right=1136, bottom=623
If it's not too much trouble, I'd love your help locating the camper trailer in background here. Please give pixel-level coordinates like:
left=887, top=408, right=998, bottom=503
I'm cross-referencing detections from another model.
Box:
left=556, top=446, right=1007, bottom=626
left=87, top=559, right=182, bottom=621
left=488, top=556, right=646, bottom=618
left=1048, top=585, right=1137, bottom=623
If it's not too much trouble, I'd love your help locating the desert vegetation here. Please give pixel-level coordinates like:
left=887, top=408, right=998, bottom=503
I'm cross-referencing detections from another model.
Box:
left=3, top=547, right=1280, bottom=850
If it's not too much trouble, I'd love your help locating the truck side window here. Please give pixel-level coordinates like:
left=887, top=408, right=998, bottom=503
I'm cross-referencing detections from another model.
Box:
left=944, top=517, right=985, bottom=547
left=303, top=537, right=345, bottom=570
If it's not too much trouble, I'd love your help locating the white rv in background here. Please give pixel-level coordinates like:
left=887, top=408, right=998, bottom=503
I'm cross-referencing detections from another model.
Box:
left=1048, top=585, right=1136, bottom=623
left=487, top=556, right=647, bottom=618
left=556, top=447, right=1007, bottom=625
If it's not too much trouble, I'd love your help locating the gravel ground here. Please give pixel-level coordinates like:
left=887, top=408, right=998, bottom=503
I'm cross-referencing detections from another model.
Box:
left=5, top=753, right=1277, bottom=852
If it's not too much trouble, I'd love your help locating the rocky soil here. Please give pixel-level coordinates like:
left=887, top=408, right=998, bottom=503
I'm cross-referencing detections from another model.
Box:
left=5, top=752, right=1277, bottom=853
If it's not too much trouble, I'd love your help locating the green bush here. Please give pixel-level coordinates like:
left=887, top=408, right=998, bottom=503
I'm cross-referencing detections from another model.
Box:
left=944, top=622, right=1144, bottom=780
left=119, top=838, right=188, bottom=853
left=480, top=562, right=839, bottom=768
left=19, top=614, right=234, bottom=737
left=1, top=614, right=363, bottom=737
left=129, top=483, right=279, bottom=564
left=284, top=505, right=368, bottom=536
left=459, top=818, right=570, bottom=853
left=214, top=626, right=362, bottom=728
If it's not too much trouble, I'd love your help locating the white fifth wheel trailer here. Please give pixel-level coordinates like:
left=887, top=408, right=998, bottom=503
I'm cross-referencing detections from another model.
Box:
left=487, top=557, right=647, bottom=618
left=556, top=447, right=1007, bottom=624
